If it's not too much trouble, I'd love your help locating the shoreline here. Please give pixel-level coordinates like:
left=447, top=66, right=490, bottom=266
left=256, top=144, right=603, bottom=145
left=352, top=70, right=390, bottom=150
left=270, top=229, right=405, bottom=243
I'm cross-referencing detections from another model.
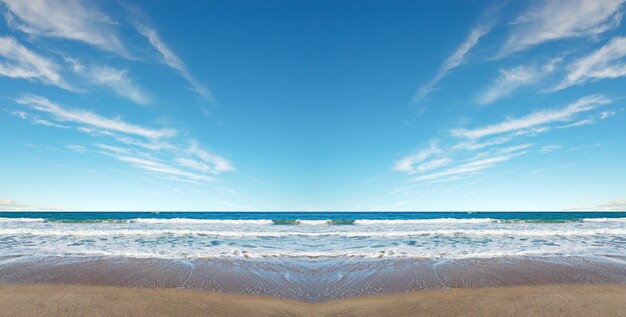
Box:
left=1, top=283, right=625, bottom=316
left=1, top=255, right=625, bottom=301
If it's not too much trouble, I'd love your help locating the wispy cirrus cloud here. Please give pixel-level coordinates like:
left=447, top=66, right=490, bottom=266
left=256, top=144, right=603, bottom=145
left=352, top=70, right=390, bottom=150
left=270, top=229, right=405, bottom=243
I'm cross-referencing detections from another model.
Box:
left=66, top=144, right=87, bottom=153
left=452, top=95, right=611, bottom=139
left=88, top=66, right=150, bottom=105
left=184, top=140, right=234, bottom=174
left=0, top=198, right=63, bottom=211
left=9, top=109, right=70, bottom=128
left=477, top=58, right=560, bottom=104
left=99, top=149, right=216, bottom=183
left=565, top=197, right=626, bottom=211
left=498, top=0, right=625, bottom=57
left=75, top=127, right=173, bottom=151
left=1, top=0, right=129, bottom=56
left=0, top=36, right=72, bottom=90
left=555, top=36, right=626, bottom=91
left=414, top=25, right=491, bottom=101
left=412, top=152, right=524, bottom=183
left=138, top=26, right=212, bottom=102
left=558, top=109, right=620, bottom=128
left=393, top=141, right=441, bottom=175
left=395, top=95, right=618, bottom=184
left=539, top=144, right=562, bottom=153
left=416, top=157, right=452, bottom=173
left=16, top=95, right=175, bottom=139
left=94, top=143, right=219, bottom=184
left=66, top=58, right=150, bottom=105
left=9, top=95, right=233, bottom=185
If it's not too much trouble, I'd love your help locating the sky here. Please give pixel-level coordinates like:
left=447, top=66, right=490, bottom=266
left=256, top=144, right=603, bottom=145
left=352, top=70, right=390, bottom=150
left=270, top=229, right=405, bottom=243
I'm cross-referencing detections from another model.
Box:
left=1, top=0, right=626, bottom=212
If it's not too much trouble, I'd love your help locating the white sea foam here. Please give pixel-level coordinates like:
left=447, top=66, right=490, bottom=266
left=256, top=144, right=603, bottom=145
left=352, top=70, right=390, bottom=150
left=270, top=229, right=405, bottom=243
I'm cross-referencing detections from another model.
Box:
left=2, top=214, right=625, bottom=261
left=1, top=228, right=625, bottom=237
left=0, top=217, right=45, bottom=223
left=354, top=218, right=494, bottom=225
left=295, top=219, right=333, bottom=225
left=131, top=218, right=274, bottom=225
left=582, top=217, right=626, bottom=223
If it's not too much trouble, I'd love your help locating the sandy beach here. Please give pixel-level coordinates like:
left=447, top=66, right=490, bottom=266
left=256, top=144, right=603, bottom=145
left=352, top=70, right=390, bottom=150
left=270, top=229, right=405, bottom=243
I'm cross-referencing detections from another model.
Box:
left=1, top=283, right=625, bottom=317
left=2, top=214, right=625, bottom=316
left=4, top=255, right=626, bottom=300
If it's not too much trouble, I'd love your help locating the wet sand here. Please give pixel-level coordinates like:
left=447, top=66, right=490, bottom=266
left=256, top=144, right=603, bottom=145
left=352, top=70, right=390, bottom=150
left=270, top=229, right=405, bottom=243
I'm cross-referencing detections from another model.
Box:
left=1, top=255, right=625, bottom=301
left=0, top=284, right=625, bottom=317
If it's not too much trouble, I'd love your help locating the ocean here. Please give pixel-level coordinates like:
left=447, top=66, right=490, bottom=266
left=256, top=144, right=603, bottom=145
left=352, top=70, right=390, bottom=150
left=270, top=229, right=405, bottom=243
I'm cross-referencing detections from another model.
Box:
left=2, top=212, right=625, bottom=260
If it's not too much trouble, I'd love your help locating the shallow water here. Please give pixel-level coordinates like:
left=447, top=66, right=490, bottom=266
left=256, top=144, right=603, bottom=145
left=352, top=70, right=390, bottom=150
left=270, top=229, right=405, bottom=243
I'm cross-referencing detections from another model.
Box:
left=0, top=212, right=625, bottom=260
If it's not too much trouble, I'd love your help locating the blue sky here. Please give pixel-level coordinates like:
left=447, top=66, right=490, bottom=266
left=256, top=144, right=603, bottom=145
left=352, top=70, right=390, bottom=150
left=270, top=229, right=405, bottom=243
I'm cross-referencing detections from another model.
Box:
left=1, top=0, right=626, bottom=211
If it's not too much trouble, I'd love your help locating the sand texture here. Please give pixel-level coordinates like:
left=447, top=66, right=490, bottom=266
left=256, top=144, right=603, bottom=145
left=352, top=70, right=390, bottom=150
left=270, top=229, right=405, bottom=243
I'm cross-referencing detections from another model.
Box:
left=0, top=284, right=625, bottom=317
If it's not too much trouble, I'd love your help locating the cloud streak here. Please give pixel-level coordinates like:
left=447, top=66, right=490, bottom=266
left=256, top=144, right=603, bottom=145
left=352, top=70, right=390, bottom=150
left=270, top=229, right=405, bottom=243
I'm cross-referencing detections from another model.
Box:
left=565, top=198, right=626, bottom=211
left=1, top=0, right=129, bottom=56
left=185, top=140, right=234, bottom=174
left=0, top=199, right=63, bottom=211
left=412, top=152, right=524, bottom=182
left=393, top=141, right=441, bottom=175
left=395, top=94, right=616, bottom=185
left=138, top=26, right=212, bottom=102
left=452, top=95, right=611, bottom=139
left=9, top=95, right=233, bottom=185
left=16, top=95, right=176, bottom=139
left=67, top=59, right=150, bottom=105
left=0, top=36, right=72, bottom=90
left=102, top=150, right=216, bottom=183
left=415, top=25, right=490, bottom=101
left=499, top=0, right=625, bottom=57
left=477, top=59, right=559, bottom=104
left=556, top=36, right=626, bottom=90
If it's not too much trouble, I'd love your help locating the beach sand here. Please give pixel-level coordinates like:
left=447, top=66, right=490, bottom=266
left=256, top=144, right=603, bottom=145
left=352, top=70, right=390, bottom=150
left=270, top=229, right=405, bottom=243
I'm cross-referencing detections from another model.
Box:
left=1, top=284, right=625, bottom=317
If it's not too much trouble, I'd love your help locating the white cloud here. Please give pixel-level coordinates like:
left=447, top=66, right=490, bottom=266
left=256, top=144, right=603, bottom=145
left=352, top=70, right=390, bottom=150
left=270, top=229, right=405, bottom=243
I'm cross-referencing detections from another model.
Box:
left=395, top=141, right=530, bottom=183
left=8, top=96, right=233, bottom=187
left=138, top=26, right=212, bottom=101
left=16, top=95, right=176, bottom=139
left=1, top=0, right=129, bottom=56
left=452, top=135, right=513, bottom=151
left=565, top=198, right=626, bottom=211
left=452, top=95, right=611, bottom=139
left=417, top=157, right=452, bottom=173
left=32, top=118, right=69, bottom=128
left=415, top=25, right=490, bottom=101
left=76, top=127, right=172, bottom=151
left=558, top=108, right=620, bottom=128
left=396, top=95, right=615, bottom=186
left=93, top=140, right=231, bottom=184
left=175, top=158, right=213, bottom=174
left=560, top=118, right=596, bottom=128
left=600, top=109, right=619, bottom=119
left=67, top=60, right=150, bottom=105
left=104, top=152, right=215, bottom=181
left=0, top=36, right=72, bottom=90
left=556, top=36, right=626, bottom=90
left=89, top=66, right=149, bottom=105
left=412, top=152, right=524, bottom=183
left=499, top=0, right=625, bottom=57
left=393, top=141, right=441, bottom=174
left=10, top=108, right=70, bottom=128
left=0, top=198, right=63, bottom=211
left=539, top=144, right=562, bottom=153
left=477, top=59, right=559, bottom=104
left=113, top=135, right=172, bottom=151
left=185, top=140, right=234, bottom=174
left=66, top=144, right=87, bottom=153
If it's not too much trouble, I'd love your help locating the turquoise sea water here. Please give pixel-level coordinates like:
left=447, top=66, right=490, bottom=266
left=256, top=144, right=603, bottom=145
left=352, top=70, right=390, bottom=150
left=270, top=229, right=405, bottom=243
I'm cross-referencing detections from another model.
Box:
left=1, top=212, right=625, bottom=260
